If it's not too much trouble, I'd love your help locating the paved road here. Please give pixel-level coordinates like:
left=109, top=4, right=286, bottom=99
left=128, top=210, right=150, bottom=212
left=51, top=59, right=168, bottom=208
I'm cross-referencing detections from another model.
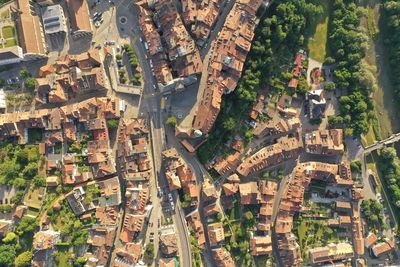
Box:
left=115, top=1, right=192, bottom=266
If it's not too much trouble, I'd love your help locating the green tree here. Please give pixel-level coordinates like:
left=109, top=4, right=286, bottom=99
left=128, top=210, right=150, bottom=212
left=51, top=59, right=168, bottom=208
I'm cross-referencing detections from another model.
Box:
left=73, top=257, right=87, bottom=266
left=32, top=175, right=46, bottom=187
left=222, top=117, right=236, bottom=131
left=2, top=232, right=17, bottom=244
left=15, top=251, right=33, bottom=267
left=15, top=216, right=37, bottom=235
left=324, top=81, right=336, bottom=92
left=106, top=119, right=119, bottom=129
left=24, top=77, right=36, bottom=91
left=144, top=243, right=154, bottom=263
left=19, top=68, right=29, bottom=79
left=166, top=116, right=177, bottom=127
left=0, top=245, right=16, bottom=266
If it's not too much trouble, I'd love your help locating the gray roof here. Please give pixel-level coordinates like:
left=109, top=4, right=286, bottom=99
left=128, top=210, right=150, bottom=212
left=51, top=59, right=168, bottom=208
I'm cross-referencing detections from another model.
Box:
left=41, top=4, right=66, bottom=34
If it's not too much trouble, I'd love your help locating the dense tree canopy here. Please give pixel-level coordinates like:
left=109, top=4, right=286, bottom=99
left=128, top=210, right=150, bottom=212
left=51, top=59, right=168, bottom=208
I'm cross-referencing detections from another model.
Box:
left=383, top=0, right=400, bottom=100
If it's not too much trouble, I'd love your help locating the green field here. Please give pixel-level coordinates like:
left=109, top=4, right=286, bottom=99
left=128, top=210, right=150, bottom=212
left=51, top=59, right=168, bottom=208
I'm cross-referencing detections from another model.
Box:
left=4, top=38, right=17, bottom=47
left=2, top=25, right=15, bottom=39
left=307, top=0, right=331, bottom=62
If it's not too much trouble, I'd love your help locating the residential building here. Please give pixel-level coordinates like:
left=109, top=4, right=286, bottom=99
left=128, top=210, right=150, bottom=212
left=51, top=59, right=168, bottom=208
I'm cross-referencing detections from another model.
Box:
left=212, top=247, right=235, bottom=267
left=305, top=129, right=344, bottom=155
left=208, top=222, right=224, bottom=247
left=372, top=240, right=395, bottom=257
left=365, top=233, right=378, bottom=248
left=186, top=210, right=206, bottom=246
left=309, top=243, right=354, bottom=264
left=33, top=230, right=61, bottom=250
left=306, top=89, right=326, bottom=119
left=277, top=232, right=303, bottom=267
left=237, top=135, right=301, bottom=177
left=159, top=232, right=178, bottom=256
left=191, top=0, right=264, bottom=135
left=250, top=236, right=272, bottom=256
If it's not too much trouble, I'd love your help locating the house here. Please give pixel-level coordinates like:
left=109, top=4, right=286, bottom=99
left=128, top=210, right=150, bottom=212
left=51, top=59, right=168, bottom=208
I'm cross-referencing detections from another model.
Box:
left=115, top=242, right=142, bottom=265
left=306, top=89, right=326, bottom=119
left=372, top=240, right=395, bottom=257
left=237, top=136, right=301, bottom=177
left=186, top=210, right=206, bottom=246
left=190, top=0, right=264, bottom=136
left=33, top=230, right=61, bottom=251
left=305, top=129, right=344, bottom=155
left=212, top=247, right=235, bottom=267
left=250, top=236, right=272, bottom=256
left=0, top=220, right=11, bottom=238
left=335, top=201, right=352, bottom=212
left=208, top=222, right=225, bottom=247
left=277, top=232, right=303, bottom=267
left=46, top=176, right=59, bottom=187
left=159, top=232, right=178, bottom=256
left=309, top=242, right=354, bottom=264
left=239, top=182, right=260, bottom=205
left=365, top=232, right=378, bottom=248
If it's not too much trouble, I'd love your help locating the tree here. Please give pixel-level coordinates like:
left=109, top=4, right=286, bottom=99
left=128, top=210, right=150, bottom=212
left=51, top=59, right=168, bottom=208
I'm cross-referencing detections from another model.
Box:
left=32, top=175, right=46, bottom=187
left=222, top=117, right=236, bottom=131
left=324, top=81, right=336, bottom=92
left=0, top=245, right=16, bottom=266
left=19, top=68, right=29, bottom=79
left=106, top=119, right=119, bottom=129
left=144, top=243, right=154, bottom=263
left=15, top=251, right=33, bottom=267
left=15, top=216, right=37, bottom=235
left=243, top=211, right=253, bottom=221
left=2, top=232, right=17, bottom=244
left=73, top=257, right=87, bottom=267
left=24, top=77, right=36, bottom=91
left=166, top=116, right=177, bottom=127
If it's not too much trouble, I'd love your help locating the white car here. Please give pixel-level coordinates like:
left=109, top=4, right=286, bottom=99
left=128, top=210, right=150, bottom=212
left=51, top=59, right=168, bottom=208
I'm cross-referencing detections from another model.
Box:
left=168, top=193, right=173, bottom=202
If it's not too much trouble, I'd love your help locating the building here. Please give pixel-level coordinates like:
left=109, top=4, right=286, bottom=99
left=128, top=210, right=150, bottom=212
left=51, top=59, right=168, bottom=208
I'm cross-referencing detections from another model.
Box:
left=250, top=236, right=272, bottom=256
left=66, top=0, right=92, bottom=38
left=159, top=232, right=178, bottom=256
left=36, top=50, right=106, bottom=104
left=309, top=243, right=354, bottom=264
left=212, top=247, right=235, bottom=267
left=365, top=232, right=378, bottom=248
left=237, top=136, right=301, bottom=177
left=305, top=129, right=344, bottom=155
left=306, top=89, right=326, bottom=119
left=16, top=0, right=47, bottom=59
left=277, top=232, right=303, bottom=267
left=33, top=230, right=61, bottom=250
left=372, top=240, right=395, bottom=258
left=41, top=4, right=67, bottom=35
left=191, top=0, right=264, bottom=135
left=207, top=222, right=224, bottom=247
left=239, top=182, right=260, bottom=205
left=0, top=47, right=24, bottom=66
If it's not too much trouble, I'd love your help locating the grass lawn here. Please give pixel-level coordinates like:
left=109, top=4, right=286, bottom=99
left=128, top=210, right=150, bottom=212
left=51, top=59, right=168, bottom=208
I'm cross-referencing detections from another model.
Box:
left=1, top=9, right=9, bottom=20
left=2, top=25, right=15, bottom=39
left=23, top=184, right=46, bottom=211
left=360, top=3, right=400, bottom=138
left=361, top=124, right=377, bottom=147
left=4, top=38, right=17, bottom=48
left=307, top=0, right=331, bottom=62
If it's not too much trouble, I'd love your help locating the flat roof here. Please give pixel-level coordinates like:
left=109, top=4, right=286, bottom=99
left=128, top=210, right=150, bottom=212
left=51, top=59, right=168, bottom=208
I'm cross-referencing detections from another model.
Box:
left=42, top=4, right=66, bottom=34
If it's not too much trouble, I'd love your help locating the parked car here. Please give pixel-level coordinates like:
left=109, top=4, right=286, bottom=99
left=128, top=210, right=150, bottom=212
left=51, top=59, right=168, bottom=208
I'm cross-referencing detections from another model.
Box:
left=168, top=193, right=173, bottom=202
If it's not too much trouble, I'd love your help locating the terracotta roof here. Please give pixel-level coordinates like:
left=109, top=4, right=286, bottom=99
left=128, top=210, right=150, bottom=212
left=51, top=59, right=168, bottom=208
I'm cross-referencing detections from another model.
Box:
left=16, top=0, right=46, bottom=55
